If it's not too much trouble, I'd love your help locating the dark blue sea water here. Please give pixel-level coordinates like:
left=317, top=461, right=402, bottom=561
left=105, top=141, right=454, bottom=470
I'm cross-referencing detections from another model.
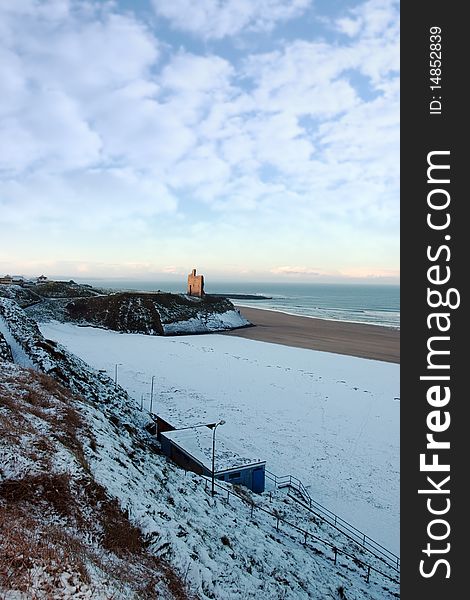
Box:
left=79, top=279, right=400, bottom=329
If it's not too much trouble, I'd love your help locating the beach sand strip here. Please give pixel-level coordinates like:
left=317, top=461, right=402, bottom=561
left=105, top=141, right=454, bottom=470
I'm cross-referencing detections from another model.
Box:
left=223, top=306, right=400, bottom=364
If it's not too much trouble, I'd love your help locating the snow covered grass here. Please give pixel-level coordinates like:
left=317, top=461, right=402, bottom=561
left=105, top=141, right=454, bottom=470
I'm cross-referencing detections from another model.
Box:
left=0, top=362, right=188, bottom=600
left=40, top=323, right=400, bottom=556
left=161, top=309, right=249, bottom=334
left=1, top=302, right=400, bottom=598
left=0, top=316, right=35, bottom=368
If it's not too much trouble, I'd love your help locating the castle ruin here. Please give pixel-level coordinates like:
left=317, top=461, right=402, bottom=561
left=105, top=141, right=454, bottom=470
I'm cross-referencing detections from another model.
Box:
left=187, top=268, right=204, bottom=297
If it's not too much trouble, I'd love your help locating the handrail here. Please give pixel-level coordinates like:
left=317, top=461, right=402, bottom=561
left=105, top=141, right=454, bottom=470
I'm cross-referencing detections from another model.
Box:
left=290, top=494, right=400, bottom=572
left=201, top=475, right=399, bottom=587
left=265, top=469, right=399, bottom=571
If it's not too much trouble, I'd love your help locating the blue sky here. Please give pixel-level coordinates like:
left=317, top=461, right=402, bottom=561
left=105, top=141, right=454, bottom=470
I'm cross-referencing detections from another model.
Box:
left=0, top=0, right=399, bottom=283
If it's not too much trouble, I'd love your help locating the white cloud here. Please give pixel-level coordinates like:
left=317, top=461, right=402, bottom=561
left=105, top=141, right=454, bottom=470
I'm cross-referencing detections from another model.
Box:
left=270, top=265, right=400, bottom=280
left=0, top=169, right=177, bottom=230
left=0, top=0, right=399, bottom=278
left=336, top=17, right=362, bottom=37
left=270, top=266, right=324, bottom=276
left=152, top=0, right=311, bottom=39
left=160, top=52, right=234, bottom=93
left=340, top=267, right=400, bottom=279
left=333, top=1, right=399, bottom=89
left=161, top=265, right=185, bottom=274
left=335, top=0, right=398, bottom=38
left=0, top=2, right=160, bottom=175
left=1, top=89, right=103, bottom=174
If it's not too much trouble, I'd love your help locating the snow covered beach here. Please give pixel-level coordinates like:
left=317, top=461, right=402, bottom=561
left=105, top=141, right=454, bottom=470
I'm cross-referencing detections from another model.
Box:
left=41, top=321, right=400, bottom=555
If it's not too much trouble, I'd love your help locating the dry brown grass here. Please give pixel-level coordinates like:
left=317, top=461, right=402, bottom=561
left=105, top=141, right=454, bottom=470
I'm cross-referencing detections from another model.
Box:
left=0, top=365, right=196, bottom=600
left=23, top=388, right=54, bottom=408
left=82, top=478, right=144, bottom=555
left=1, top=367, right=94, bottom=473
left=0, top=473, right=74, bottom=518
left=0, top=504, right=91, bottom=597
left=0, top=480, right=192, bottom=599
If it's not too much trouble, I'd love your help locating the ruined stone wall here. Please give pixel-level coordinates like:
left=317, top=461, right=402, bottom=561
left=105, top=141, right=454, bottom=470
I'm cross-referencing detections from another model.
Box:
left=187, top=269, right=204, bottom=297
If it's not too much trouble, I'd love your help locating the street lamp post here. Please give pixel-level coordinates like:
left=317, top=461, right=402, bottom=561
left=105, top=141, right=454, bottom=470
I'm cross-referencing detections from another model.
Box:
left=210, top=420, right=225, bottom=497
left=114, top=363, right=122, bottom=389
left=149, top=375, right=155, bottom=414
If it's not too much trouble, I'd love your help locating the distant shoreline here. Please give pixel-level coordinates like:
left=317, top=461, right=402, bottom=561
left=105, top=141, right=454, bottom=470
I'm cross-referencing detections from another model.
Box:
left=226, top=306, right=400, bottom=364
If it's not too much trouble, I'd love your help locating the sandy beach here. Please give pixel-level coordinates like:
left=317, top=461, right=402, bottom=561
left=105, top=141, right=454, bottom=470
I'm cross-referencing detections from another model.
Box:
left=225, top=306, right=400, bottom=364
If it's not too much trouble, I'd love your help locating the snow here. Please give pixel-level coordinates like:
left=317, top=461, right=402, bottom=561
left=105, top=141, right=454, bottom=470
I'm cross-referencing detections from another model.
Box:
left=161, top=309, right=249, bottom=334
left=77, top=389, right=399, bottom=599
left=0, top=315, right=36, bottom=368
left=161, top=426, right=266, bottom=473
left=0, top=361, right=178, bottom=599
left=40, top=322, right=400, bottom=556
left=1, top=304, right=400, bottom=598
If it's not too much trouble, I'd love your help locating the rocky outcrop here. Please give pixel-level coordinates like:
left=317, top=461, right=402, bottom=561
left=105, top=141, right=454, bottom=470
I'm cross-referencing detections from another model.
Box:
left=0, top=332, right=13, bottom=362
left=51, top=292, right=250, bottom=335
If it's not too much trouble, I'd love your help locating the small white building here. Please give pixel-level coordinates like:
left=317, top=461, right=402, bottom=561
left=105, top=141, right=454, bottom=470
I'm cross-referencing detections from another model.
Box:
left=36, top=275, right=48, bottom=284
left=0, top=275, right=13, bottom=285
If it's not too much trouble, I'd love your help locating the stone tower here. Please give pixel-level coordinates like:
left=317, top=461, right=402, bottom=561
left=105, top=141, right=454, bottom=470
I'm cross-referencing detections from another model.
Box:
left=187, top=268, right=205, bottom=297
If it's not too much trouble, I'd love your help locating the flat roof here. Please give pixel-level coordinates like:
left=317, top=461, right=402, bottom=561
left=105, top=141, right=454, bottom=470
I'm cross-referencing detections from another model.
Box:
left=161, top=426, right=265, bottom=474
left=154, top=411, right=235, bottom=432
left=152, top=411, right=197, bottom=429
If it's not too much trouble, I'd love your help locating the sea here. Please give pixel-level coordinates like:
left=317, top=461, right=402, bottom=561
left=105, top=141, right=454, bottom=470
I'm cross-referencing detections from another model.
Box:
left=79, top=280, right=400, bottom=329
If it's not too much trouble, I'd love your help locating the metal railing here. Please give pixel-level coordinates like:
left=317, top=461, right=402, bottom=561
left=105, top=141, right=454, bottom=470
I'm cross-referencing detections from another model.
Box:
left=266, top=471, right=312, bottom=503
left=265, top=469, right=400, bottom=571
left=201, top=475, right=399, bottom=587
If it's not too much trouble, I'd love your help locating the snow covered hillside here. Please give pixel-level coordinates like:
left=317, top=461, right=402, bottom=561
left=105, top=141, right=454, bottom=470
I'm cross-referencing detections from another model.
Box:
left=1, top=298, right=400, bottom=599
left=40, top=323, right=400, bottom=556
left=0, top=362, right=188, bottom=600
left=0, top=280, right=101, bottom=308
left=0, top=284, right=41, bottom=308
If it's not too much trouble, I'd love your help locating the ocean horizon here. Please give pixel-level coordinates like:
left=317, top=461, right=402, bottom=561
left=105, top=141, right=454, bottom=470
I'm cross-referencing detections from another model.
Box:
left=76, top=279, right=400, bottom=329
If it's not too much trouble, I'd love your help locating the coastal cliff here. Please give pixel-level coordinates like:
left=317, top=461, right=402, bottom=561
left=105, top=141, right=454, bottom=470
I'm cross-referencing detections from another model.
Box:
left=1, top=282, right=250, bottom=335
left=65, top=292, right=250, bottom=335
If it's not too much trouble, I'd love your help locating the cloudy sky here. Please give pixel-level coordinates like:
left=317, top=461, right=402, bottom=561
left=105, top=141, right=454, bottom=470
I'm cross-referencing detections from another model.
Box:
left=0, top=0, right=399, bottom=283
